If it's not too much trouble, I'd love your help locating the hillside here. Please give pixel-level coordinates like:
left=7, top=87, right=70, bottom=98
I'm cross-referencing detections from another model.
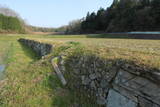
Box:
left=65, top=0, right=160, bottom=34
left=0, top=7, right=25, bottom=33
left=0, top=14, right=25, bottom=33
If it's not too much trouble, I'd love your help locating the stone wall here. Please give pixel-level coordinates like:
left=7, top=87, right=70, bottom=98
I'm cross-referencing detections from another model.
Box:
left=19, top=39, right=160, bottom=107
left=18, top=38, right=53, bottom=57
left=58, top=54, right=160, bottom=107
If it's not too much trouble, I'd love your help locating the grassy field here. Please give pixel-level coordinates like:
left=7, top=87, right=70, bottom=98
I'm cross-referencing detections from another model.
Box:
left=0, top=34, right=160, bottom=106
left=0, top=37, right=13, bottom=64
left=28, top=34, right=160, bottom=68
left=0, top=34, right=98, bottom=107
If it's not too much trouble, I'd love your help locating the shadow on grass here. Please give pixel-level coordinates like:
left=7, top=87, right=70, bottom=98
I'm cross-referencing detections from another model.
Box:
left=47, top=71, right=79, bottom=107
left=47, top=74, right=73, bottom=107
left=47, top=69, right=99, bottom=107
left=86, top=33, right=160, bottom=40
left=19, top=42, right=40, bottom=62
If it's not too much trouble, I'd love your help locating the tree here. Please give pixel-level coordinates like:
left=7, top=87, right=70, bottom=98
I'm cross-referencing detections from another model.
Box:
left=150, top=0, right=160, bottom=30
left=65, top=0, right=160, bottom=33
left=65, top=19, right=83, bottom=34
left=0, top=14, right=25, bottom=33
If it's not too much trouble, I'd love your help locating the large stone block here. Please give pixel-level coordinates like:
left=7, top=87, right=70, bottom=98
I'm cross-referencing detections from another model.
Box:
left=114, top=69, right=160, bottom=105
left=106, top=89, right=137, bottom=107
left=138, top=97, right=160, bottom=107
left=113, top=85, right=138, bottom=103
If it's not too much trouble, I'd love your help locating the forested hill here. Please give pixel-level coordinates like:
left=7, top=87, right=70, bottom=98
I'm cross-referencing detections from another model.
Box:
left=65, top=0, right=160, bottom=34
left=0, top=6, right=25, bottom=33
left=0, top=14, right=25, bottom=33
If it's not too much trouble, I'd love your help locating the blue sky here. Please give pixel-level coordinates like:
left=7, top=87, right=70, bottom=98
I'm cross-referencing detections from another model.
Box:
left=0, top=0, right=113, bottom=28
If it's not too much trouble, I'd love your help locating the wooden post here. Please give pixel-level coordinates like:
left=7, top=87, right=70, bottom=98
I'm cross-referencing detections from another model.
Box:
left=51, top=57, right=67, bottom=86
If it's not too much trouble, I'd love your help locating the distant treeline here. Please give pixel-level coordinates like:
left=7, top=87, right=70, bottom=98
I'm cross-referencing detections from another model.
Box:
left=29, top=25, right=69, bottom=34
left=29, top=26, right=55, bottom=32
left=65, top=0, right=160, bottom=34
left=0, top=14, right=25, bottom=33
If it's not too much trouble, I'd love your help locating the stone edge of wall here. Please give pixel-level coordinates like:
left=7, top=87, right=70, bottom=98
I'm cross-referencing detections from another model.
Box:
left=18, top=38, right=53, bottom=57
left=18, top=39, right=160, bottom=107
left=57, top=55, right=160, bottom=107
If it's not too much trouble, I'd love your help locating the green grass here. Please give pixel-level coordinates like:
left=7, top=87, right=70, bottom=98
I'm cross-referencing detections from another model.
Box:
left=29, top=36, right=160, bottom=54
left=0, top=38, right=12, bottom=64
left=0, top=34, right=160, bottom=106
left=28, top=34, right=160, bottom=69
left=0, top=34, right=99, bottom=107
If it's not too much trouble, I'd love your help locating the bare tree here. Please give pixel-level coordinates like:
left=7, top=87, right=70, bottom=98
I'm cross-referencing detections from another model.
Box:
left=0, top=5, right=19, bottom=17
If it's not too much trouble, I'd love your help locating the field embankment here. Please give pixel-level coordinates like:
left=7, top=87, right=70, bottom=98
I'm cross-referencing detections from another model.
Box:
left=19, top=38, right=53, bottom=57
left=0, top=35, right=98, bottom=107
left=0, top=34, right=160, bottom=106
left=17, top=35, right=160, bottom=106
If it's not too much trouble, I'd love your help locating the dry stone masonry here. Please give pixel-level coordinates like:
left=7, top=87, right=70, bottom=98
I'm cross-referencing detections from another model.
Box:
left=19, top=38, right=53, bottom=57
left=58, top=55, right=160, bottom=107
left=19, top=39, right=160, bottom=107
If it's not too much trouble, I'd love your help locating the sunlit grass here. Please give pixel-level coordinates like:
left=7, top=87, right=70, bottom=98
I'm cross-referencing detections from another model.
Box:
left=0, top=34, right=98, bottom=107
left=28, top=34, right=160, bottom=69
left=0, top=34, right=160, bottom=106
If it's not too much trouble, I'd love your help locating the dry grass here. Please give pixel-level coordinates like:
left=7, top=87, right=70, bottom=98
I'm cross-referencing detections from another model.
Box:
left=0, top=34, right=99, bottom=107
left=28, top=35, right=160, bottom=69
left=0, top=34, right=160, bottom=107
